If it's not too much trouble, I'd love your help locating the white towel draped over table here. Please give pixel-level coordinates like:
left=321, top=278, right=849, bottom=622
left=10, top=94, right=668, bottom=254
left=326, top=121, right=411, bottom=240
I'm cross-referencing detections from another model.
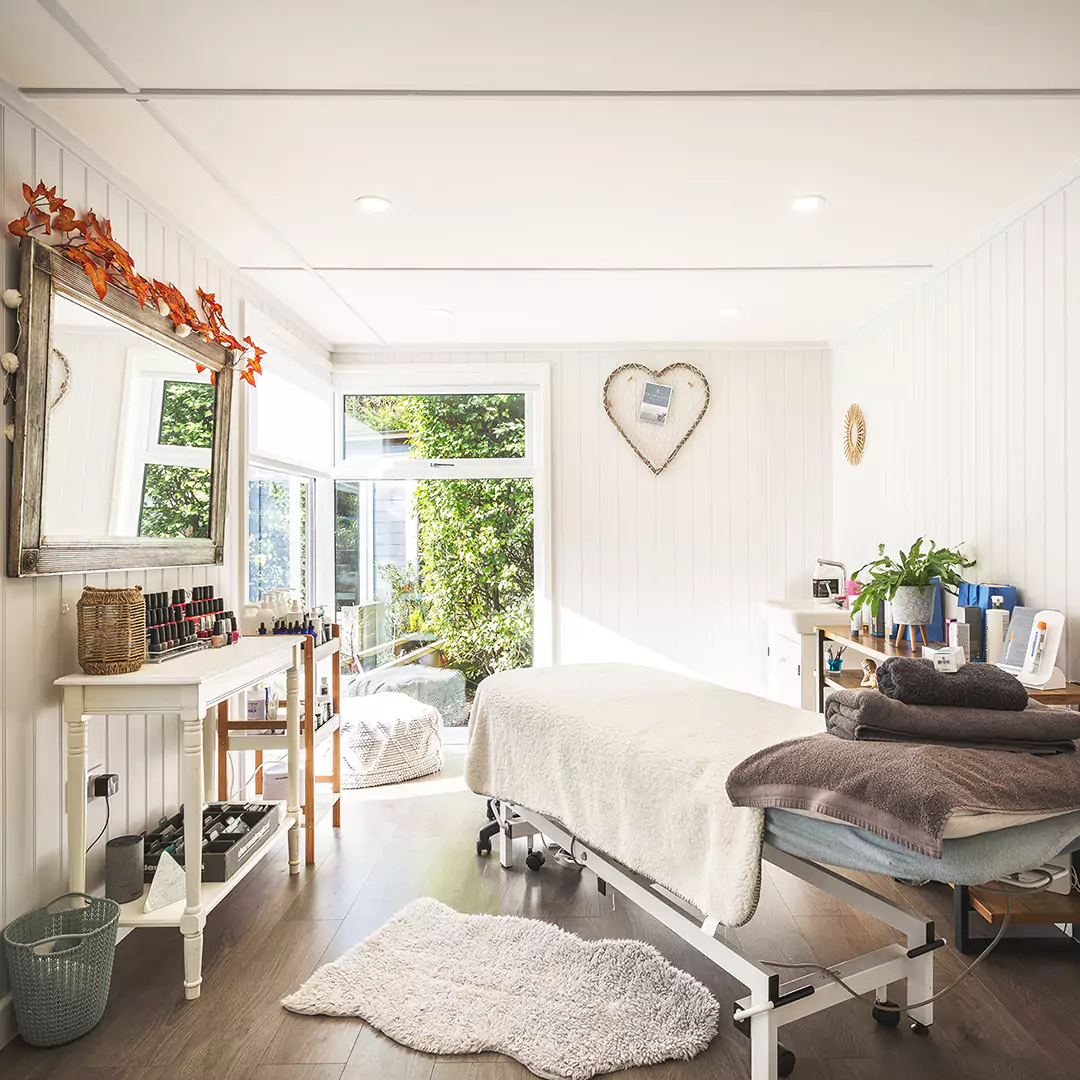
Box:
left=465, top=663, right=822, bottom=926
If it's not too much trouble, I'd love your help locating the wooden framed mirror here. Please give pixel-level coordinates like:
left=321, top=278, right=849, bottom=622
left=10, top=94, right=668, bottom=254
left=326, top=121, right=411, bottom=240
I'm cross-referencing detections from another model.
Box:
left=7, top=238, right=234, bottom=576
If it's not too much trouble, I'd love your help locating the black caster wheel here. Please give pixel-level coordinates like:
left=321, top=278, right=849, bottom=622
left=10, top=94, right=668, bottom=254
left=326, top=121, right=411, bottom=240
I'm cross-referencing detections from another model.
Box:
left=872, top=1002, right=902, bottom=1028
left=486, top=800, right=496, bottom=821
left=910, top=1021, right=932, bottom=1036
left=476, top=838, right=491, bottom=856
left=525, top=849, right=546, bottom=872
left=778, top=1043, right=796, bottom=1078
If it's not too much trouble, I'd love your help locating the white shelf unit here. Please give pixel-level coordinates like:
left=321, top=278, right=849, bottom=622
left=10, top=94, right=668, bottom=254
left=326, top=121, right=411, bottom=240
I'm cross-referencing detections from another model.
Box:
left=116, top=807, right=295, bottom=928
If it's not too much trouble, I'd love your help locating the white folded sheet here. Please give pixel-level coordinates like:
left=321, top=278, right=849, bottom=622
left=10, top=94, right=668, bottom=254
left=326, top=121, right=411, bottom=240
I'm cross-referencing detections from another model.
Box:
left=465, top=663, right=822, bottom=926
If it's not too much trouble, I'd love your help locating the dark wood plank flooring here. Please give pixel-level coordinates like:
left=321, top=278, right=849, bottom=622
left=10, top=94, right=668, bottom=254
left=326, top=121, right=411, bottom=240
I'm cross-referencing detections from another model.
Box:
left=1, top=740, right=1077, bottom=1080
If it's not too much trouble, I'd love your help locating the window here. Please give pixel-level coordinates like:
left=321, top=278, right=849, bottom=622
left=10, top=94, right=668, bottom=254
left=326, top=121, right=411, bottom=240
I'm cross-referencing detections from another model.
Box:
left=248, top=467, right=313, bottom=606
left=333, top=371, right=549, bottom=685
left=243, top=308, right=334, bottom=611
left=137, top=378, right=215, bottom=538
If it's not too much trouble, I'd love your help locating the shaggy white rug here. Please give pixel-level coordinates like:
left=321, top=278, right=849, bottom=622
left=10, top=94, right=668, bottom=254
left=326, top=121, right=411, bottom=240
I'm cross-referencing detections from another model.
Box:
left=282, top=898, right=719, bottom=1080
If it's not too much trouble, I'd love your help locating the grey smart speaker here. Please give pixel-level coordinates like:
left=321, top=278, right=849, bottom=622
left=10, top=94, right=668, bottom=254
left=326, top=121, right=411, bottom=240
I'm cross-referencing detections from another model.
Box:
left=105, top=834, right=144, bottom=904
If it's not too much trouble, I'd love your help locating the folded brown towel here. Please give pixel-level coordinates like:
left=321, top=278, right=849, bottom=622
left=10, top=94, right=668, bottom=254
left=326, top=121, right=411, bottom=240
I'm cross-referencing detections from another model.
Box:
left=825, top=689, right=1080, bottom=754
left=876, top=657, right=1028, bottom=711
left=727, top=733, right=1080, bottom=857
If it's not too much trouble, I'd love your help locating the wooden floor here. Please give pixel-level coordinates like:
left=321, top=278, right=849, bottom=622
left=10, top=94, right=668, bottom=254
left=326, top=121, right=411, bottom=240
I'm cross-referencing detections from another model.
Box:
left=1, top=740, right=1078, bottom=1080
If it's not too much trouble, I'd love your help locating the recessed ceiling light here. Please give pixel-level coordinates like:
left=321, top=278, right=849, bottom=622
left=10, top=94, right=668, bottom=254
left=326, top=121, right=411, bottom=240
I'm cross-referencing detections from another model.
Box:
left=791, top=193, right=826, bottom=212
left=355, top=195, right=392, bottom=213
left=719, top=307, right=741, bottom=317
left=428, top=308, right=453, bottom=318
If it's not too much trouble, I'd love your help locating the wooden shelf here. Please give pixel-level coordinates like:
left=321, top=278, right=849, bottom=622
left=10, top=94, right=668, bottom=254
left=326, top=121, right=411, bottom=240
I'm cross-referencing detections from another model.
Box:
left=116, top=808, right=295, bottom=928
left=823, top=670, right=869, bottom=691
left=817, top=625, right=942, bottom=663
left=818, top=625, right=1080, bottom=706
left=226, top=713, right=339, bottom=752
left=957, top=882, right=1080, bottom=926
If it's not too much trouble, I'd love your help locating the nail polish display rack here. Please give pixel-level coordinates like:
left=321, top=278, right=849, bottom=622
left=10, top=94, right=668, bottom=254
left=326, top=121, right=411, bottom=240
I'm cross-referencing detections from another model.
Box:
left=143, top=586, right=239, bottom=663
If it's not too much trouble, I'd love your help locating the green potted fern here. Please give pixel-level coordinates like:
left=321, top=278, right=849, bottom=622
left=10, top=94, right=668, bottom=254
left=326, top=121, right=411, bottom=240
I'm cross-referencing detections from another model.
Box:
left=850, top=538, right=976, bottom=627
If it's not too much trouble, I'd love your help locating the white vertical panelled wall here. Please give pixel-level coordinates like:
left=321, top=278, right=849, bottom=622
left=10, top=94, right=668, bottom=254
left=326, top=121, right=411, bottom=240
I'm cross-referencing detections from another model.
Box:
left=832, top=176, right=1080, bottom=680
left=0, top=98, right=329, bottom=1033
left=334, top=348, right=832, bottom=692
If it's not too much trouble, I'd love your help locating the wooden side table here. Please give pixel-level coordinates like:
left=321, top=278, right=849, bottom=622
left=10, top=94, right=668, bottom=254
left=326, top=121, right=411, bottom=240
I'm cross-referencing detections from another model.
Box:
left=217, top=628, right=342, bottom=864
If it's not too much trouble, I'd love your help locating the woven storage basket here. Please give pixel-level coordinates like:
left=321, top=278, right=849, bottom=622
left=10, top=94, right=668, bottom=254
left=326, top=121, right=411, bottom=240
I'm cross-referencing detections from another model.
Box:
left=77, top=586, right=146, bottom=675
left=3, top=892, right=119, bottom=1047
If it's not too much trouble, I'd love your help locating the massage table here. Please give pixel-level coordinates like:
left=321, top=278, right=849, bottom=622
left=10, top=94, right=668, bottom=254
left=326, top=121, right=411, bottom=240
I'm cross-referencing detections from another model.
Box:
left=465, top=663, right=1080, bottom=1080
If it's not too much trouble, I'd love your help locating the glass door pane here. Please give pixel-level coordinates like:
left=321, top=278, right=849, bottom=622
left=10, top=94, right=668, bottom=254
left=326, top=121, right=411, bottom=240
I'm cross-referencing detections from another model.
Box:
left=248, top=467, right=311, bottom=605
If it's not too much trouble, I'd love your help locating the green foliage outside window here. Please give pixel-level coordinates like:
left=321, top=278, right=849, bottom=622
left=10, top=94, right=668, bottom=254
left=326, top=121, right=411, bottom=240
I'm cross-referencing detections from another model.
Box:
left=138, top=464, right=211, bottom=538
left=343, top=394, right=533, bottom=683
left=138, top=380, right=214, bottom=538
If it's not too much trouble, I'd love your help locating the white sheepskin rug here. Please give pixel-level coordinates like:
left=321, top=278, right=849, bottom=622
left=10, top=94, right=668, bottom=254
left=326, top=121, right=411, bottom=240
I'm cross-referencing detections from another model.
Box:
left=282, top=897, right=719, bottom=1080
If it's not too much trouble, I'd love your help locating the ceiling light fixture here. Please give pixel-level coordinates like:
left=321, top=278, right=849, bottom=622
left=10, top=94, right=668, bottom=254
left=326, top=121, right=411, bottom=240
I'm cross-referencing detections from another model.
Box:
left=355, top=195, right=392, bottom=213
left=428, top=308, right=453, bottom=318
left=719, top=307, right=741, bottom=317
left=791, top=193, right=826, bottom=212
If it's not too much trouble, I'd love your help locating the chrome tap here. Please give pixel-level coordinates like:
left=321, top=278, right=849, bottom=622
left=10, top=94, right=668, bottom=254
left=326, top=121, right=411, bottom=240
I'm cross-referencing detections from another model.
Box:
left=815, top=559, right=848, bottom=606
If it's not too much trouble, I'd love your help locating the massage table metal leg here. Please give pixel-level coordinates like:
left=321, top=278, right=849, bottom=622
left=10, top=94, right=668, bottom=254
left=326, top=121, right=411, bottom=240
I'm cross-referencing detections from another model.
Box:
left=905, top=936, right=935, bottom=1030
left=492, top=806, right=943, bottom=1079
left=750, top=1011, right=780, bottom=1080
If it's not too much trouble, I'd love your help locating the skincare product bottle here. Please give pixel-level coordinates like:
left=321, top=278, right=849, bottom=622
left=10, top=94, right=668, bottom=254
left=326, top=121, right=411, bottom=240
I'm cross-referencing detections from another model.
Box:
left=985, top=598, right=1010, bottom=666
left=1024, top=620, right=1048, bottom=674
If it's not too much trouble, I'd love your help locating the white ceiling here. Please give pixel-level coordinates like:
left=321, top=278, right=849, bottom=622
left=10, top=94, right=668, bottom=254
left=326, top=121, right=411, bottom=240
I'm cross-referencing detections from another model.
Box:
left=3, top=0, right=1080, bottom=348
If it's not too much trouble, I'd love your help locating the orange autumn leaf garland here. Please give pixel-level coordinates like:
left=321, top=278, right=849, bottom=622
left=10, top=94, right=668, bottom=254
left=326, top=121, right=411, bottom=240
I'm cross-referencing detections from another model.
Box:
left=7, top=180, right=263, bottom=386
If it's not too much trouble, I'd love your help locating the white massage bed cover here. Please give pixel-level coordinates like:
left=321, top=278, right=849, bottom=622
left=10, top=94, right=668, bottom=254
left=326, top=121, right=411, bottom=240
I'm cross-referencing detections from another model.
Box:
left=465, top=663, right=822, bottom=927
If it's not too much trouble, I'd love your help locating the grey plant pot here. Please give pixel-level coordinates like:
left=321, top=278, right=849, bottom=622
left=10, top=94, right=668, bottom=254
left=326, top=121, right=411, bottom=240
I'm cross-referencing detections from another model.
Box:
left=892, top=584, right=935, bottom=626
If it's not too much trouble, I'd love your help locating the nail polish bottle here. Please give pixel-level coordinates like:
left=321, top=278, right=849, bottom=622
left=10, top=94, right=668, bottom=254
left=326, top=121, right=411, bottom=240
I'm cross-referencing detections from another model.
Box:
left=258, top=622, right=267, bottom=636
left=211, top=620, right=225, bottom=648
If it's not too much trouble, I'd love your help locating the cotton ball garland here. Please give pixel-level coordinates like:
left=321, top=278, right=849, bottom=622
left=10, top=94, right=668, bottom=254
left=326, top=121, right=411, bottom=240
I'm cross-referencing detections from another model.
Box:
left=2, top=289, right=21, bottom=310
left=4, top=424, right=13, bottom=443
left=1, top=352, right=18, bottom=374
left=156, top=297, right=170, bottom=318
left=174, top=323, right=192, bottom=338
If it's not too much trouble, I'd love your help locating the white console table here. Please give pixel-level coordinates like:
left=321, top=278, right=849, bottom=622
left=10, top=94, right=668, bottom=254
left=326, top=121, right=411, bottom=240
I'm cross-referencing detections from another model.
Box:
left=56, top=637, right=303, bottom=1000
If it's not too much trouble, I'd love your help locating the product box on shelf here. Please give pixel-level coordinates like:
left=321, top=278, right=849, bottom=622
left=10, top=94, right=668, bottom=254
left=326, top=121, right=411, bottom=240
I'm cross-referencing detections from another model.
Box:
left=143, top=801, right=283, bottom=883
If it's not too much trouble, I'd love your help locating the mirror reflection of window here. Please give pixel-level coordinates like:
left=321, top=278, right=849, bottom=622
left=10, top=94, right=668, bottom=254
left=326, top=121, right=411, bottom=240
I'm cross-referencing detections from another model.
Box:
left=40, top=293, right=215, bottom=544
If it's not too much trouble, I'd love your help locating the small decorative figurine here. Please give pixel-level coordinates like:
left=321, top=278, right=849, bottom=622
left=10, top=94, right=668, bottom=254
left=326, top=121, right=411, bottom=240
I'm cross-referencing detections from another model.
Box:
left=860, top=658, right=878, bottom=688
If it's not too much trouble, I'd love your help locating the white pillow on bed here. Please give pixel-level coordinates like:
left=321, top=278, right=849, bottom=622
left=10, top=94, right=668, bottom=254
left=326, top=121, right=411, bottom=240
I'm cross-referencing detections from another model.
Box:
left=783, top=806, right=1072, bottom=839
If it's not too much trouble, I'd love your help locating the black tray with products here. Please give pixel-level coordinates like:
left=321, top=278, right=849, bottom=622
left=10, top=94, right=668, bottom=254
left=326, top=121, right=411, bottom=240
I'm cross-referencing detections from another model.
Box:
left=143, top=801, right=283, bottom=883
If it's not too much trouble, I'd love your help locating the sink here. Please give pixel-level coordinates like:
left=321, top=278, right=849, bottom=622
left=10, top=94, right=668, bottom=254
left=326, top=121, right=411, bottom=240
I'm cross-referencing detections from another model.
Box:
left=760, top=599, right=852, bottom=636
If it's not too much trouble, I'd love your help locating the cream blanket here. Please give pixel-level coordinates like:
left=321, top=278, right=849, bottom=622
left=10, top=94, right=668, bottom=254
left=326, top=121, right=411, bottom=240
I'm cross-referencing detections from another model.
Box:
left=465, top=663, right=822, bottom=926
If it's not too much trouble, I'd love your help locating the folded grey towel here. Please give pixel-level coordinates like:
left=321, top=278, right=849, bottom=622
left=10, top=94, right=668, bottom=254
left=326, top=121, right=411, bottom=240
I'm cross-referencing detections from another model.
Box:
left=820, top=691, right=1075, bottom=751
left=727, top=732, right=1080, bottom=857
left=825, top=689, right=1077, bottom=754
left=876, top=657, right=1028, bottom=711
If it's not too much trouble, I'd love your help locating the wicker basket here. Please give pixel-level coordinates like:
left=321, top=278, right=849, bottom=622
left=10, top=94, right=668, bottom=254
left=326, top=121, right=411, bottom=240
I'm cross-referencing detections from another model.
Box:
left=77, top=586, right=146, bottom=675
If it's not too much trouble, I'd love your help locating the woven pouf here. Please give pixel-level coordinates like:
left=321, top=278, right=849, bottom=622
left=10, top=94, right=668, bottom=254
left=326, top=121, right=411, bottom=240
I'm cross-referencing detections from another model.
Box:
left=346, top=664, right=469, bottom=726
left=341, top=693, right=443, bottom=789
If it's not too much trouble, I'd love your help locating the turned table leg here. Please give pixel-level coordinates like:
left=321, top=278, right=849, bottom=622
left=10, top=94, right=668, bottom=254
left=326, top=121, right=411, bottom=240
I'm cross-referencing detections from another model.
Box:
left=64, top=687, right=89, bottom=894
left=180, top=704, right=207, bottom=1000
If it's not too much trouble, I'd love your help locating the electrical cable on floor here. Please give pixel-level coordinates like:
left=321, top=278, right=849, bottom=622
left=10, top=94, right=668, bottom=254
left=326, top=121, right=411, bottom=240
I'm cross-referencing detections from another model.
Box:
left=758, top=870, right=1056, bottom=1018
left=86, top=793, right=111, bottom=853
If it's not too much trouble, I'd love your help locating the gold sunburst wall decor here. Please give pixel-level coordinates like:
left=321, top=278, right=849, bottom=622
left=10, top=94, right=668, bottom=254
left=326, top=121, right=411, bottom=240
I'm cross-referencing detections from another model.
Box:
left=844, top=403, right=866, bottom=465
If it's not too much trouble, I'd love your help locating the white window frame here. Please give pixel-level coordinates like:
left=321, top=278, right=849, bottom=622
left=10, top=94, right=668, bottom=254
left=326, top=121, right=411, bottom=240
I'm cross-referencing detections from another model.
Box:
left=240, top=303, right=335, bottom=611
left=111, top=348, right=213, bottom=536
left=247, top=465, right=316, bottom=608
left=331, top=364, right=552, bottom=667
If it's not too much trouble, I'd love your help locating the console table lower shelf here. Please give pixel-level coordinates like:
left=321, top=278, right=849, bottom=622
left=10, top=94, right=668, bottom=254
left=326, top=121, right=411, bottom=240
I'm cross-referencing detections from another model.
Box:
left=56, top=637, right=304, bottom=1000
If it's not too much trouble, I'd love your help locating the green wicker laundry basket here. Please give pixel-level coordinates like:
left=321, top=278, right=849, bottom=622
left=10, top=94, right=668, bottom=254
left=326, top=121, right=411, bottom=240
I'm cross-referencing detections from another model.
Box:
left=3, top=892, right=119, bottom=1046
